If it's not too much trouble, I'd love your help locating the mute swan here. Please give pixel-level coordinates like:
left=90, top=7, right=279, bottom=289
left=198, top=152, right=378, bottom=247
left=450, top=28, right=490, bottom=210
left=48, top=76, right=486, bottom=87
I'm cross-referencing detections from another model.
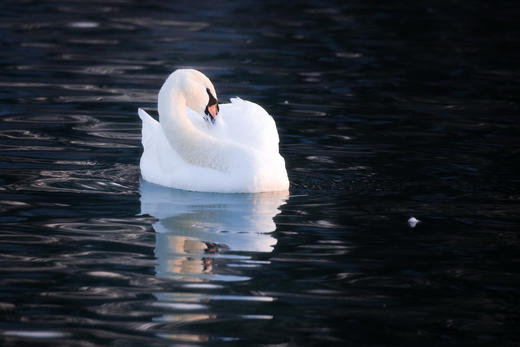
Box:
left=138, top=69, right=289, bottom=193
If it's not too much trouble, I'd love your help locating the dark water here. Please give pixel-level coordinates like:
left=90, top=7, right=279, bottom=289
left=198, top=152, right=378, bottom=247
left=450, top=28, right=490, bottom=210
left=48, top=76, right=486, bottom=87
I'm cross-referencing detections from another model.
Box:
left=1, top=0, right=519, bottom=345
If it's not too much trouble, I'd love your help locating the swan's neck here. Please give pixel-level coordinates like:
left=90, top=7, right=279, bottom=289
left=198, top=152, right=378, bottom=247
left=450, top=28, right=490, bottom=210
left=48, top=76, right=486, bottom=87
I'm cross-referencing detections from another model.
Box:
left=158, top=78, right=227, bottom=171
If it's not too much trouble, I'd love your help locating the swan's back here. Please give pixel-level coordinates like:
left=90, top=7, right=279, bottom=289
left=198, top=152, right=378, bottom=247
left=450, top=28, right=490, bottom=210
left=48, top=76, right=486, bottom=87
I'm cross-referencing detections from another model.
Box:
left=187, top=98, right=279, bottom=155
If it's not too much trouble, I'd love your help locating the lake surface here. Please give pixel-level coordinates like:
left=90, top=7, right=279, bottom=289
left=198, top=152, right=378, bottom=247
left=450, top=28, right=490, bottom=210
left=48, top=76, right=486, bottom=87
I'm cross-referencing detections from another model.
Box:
left=1, top=0, right=519, bottom=345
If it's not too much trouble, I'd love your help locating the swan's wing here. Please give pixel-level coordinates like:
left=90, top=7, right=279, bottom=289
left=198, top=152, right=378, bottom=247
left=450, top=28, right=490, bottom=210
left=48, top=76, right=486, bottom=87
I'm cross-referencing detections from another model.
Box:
left=215, top=98, right=280, bottom=154
left=181, top=99, right=280, bottom=155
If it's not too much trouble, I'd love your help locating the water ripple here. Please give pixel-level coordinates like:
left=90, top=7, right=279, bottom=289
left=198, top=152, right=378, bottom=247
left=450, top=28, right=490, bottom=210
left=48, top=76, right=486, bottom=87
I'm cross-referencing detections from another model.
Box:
left=3, top=114, right=97, bottom=124
left=3, top=331, right=68, bottom=339
left=17, top=164, right=140, bottom=195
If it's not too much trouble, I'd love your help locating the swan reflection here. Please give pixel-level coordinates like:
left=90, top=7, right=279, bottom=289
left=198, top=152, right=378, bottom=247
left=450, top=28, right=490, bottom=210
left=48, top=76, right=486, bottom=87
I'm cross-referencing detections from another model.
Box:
left=139, top=180, right=288, bottom=281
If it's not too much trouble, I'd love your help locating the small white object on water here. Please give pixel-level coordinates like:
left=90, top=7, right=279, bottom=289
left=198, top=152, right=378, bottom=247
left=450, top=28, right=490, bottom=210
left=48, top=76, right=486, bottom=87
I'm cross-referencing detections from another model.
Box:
left=408, top=217, right=420, bottom=228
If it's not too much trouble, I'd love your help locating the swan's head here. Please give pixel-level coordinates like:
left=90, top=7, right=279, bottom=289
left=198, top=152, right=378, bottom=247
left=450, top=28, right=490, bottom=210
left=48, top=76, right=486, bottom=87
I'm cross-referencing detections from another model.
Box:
left=173, top=69, right=219, bottom=123
left=203, top=87, right=219, bottom=124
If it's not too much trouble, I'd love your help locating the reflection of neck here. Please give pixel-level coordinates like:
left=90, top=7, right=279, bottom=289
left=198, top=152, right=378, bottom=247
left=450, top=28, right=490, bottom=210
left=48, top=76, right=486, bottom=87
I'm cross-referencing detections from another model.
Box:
left=158, top=77, right=227, bottom=171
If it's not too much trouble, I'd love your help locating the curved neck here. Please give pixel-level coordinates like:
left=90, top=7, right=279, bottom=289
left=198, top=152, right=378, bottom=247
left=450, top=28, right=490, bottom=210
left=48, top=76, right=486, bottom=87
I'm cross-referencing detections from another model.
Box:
left=158, top=77, right=228, bottom=171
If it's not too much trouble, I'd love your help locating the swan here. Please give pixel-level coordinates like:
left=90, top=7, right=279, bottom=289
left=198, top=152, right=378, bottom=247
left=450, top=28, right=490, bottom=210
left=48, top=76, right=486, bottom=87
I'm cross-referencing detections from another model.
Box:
left=138, top=69, right=289, bottom=193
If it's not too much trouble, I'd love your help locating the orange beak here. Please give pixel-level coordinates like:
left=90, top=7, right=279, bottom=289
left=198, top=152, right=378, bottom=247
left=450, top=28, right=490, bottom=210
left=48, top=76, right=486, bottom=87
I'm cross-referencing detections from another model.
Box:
left=207, top=104, right=218, bottom=119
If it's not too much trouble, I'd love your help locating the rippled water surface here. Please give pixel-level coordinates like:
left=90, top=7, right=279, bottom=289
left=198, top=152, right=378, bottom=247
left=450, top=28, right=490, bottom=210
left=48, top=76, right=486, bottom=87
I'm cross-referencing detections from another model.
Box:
left=1, top=0, right=519, bottom=345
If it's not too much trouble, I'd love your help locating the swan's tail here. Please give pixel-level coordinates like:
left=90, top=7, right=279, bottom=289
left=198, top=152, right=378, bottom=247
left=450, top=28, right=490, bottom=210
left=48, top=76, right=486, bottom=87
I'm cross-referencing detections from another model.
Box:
left=138, top=107, right=157, bottom=124
left=138, top=108, right=159, bottom=149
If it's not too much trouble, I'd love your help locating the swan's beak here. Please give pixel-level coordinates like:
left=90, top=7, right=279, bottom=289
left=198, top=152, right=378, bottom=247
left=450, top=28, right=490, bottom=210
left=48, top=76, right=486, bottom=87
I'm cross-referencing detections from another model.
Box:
left=205, top=103, right=219, bottom=124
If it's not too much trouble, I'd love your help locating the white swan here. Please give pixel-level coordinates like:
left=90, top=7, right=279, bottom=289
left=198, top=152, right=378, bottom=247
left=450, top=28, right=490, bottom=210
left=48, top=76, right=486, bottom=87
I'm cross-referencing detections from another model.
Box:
left=138, top=69, right=289, bottom=193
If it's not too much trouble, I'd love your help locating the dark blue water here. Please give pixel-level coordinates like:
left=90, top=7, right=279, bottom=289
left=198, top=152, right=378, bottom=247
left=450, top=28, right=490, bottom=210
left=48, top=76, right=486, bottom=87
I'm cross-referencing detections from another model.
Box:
left=1, top=0, right=519, bottom=345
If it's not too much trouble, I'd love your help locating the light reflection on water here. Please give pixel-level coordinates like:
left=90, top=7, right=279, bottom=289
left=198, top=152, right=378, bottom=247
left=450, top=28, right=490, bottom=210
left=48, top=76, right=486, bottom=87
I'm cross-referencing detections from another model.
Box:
left=140, top=180, right=287, bottom=327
